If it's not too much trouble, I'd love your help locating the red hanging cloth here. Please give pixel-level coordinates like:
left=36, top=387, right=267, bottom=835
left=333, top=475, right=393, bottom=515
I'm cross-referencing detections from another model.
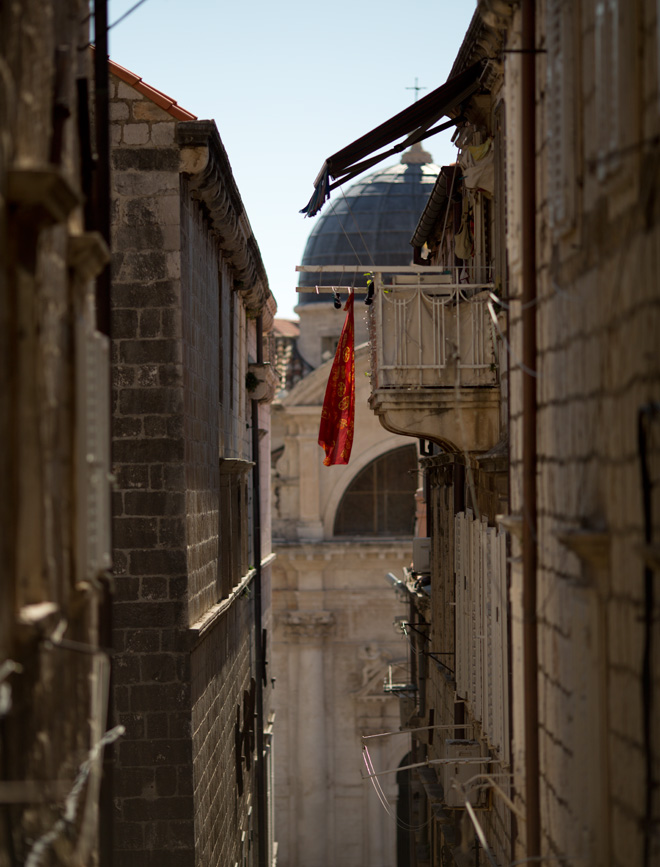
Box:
left=318, top=293, right=355, bottom=466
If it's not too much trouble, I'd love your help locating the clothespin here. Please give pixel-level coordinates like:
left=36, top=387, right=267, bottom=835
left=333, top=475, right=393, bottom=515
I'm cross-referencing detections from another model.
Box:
left=365, top=276, right=374, bottom=306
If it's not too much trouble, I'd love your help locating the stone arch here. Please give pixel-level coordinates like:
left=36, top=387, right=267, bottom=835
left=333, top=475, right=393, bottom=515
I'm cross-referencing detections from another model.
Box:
left=331, top=444, right=418, bottom=537
left=321, top=437, right=407, bottom=538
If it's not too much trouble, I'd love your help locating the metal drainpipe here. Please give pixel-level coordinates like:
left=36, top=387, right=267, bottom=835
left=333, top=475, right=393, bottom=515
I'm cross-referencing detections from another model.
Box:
left=521, top=0, right=541, bottom=859
left=506, top=269, right=518, bottom=857
left=93, top=3, right=115, bottom=865
left=251, top=314, right=268, bottom=867
left=93, top=0, right=111, bottom=336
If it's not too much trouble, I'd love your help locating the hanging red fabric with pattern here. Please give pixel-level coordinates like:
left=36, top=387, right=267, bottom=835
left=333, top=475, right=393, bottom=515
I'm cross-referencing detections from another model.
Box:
left=318, top=292, right=355, bottom=466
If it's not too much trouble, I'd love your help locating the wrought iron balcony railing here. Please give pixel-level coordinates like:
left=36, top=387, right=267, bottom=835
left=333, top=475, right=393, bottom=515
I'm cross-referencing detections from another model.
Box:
left=368, top=268, right=498, bottom=391
left=294, top=265, right=501, bottom=448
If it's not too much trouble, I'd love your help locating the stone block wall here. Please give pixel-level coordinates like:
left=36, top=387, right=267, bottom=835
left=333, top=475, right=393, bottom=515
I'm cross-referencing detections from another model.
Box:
left=423, top=454, right=512, bottom=867
left=272, top=541, right=410, bottom=867
left=505, top=2, right=660, bottom=863
left=110, top=74, right=273, bottom=867
left=109, top=75, right=195, bottom=865
left=191, top=597, right=257, bottom=865
left=180, top=183, right=220, bottom=625
left=0, top=3, right=112, bottom=864
left=530, top=218, right=660, bottom=866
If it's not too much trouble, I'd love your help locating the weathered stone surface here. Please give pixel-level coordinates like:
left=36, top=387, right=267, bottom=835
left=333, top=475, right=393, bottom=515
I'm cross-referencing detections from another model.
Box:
left=108, top=68, right=277, bottom=867
left=113, top=148, right=180, bottom=172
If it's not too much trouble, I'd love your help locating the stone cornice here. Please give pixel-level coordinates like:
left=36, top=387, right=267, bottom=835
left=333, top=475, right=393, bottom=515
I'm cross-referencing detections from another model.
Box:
left=450, top=2, right=512, bottom=89
left=219, top=457, right=255, bottom=476
left=273, top=540, right=413, bottom=561
left=176, top=120, right=272, bottom=316
left=278, top=610, right=336, bottom=639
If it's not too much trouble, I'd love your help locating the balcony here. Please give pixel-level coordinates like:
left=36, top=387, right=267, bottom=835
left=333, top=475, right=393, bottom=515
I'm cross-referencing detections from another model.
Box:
left=367, top=267, right=500, bottom=451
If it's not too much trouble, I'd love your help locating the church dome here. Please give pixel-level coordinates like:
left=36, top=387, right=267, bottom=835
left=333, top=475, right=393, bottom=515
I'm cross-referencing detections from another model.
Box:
left=297, top=144, right=439, bottom=303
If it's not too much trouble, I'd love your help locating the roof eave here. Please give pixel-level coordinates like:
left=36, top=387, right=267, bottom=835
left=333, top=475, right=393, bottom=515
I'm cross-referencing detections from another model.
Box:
left=176, top=120, right=274, bottom=321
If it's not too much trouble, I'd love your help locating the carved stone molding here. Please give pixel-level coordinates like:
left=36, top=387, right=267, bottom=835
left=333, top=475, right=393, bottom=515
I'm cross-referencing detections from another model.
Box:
left=497, top=513, right=523, bottom=541
left=278, top=610, right=335, bottom=640
left=247, top=362, right=280, bottom=404
left=8, top=167, right=79, bottom=227
left=68, top=231, right=110, bottom=284
left=354, top=644, right=397, bottom=703
left=177, top=121, right=270, bottom=316
left=218, top=457, right=254, bottom=476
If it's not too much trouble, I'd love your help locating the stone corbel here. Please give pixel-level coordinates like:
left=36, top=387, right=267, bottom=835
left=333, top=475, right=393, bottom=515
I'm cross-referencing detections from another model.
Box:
left=177, top=122, right=271, bottom=316
left=219, top=457, right=255, bottom=476
left=68, top=231, right=110, bottom=285
left=497, top=513, right=523, bottom=541
left=555, top=529, right=611, bottom=593
left=8, top=167, right=80, bottom=269
left=15, top=602, right=61, bottom=646
left=555, top=530, right=610, bottom=570
left=478, top=0, right=516, bottom=30
left=8, top=167, right=79, bottom=226
left=247, top=362, right=280, bottom=404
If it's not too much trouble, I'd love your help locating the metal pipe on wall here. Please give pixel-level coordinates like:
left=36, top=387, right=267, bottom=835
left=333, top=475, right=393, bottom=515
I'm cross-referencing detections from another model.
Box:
left=251, top=315, right=268, bottom=867
left=92, top=4, right=115, bottom=865
left=93, top=0, right=111, bottom=337
left=521, top=0, right=541, bottom=859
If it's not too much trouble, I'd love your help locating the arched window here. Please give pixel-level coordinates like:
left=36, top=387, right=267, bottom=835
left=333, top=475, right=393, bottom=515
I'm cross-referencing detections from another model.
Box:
left=334, top=445, right=417, bottom=537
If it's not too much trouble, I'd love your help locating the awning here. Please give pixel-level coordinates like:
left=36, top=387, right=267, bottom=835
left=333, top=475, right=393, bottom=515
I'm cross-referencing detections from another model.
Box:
left=301, top=61, right=484, bottom=217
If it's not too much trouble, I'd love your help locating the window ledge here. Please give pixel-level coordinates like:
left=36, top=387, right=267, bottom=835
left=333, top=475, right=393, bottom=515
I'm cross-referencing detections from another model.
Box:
left=188, top=552, right=276, bottom=646
left=189, top=569, right=256, bottom=644
left=219, top=457, right=255, bottom=475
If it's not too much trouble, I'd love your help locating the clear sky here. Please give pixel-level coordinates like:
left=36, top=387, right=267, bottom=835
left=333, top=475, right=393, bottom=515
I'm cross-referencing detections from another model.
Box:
left=107, top=0, right=477, bottom=319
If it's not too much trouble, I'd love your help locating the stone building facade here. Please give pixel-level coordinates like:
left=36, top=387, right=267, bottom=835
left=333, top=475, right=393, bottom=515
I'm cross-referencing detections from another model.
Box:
left=0, top=2, right=114, bottom=864
left=301, top=2, right=660, bottom=865
left=271, top=346, right=413, bottom=867
left=518, top=1, right=660, bottom=862
left=271, top=146, right=440, bottom=867
left=108, top=63, right=278, bottom=866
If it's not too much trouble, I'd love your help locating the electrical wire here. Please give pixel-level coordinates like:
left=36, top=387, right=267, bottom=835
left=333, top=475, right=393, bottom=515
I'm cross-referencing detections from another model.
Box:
left=24, top=725, right=124, bottom=867
left=82, top=0, right=152, bottom=46
left=460, top=772, right=523, bottom=821
left=340, top=186, right=376, bottom=270
left=487, top=300, right=539, bottom=379
left=326, top=197, right=364, bottom=269
left=108, top=0, right=151, bottom=30
left=438, top=164, right=459, bottom=258
left=362, top=744, right=430, bottom=833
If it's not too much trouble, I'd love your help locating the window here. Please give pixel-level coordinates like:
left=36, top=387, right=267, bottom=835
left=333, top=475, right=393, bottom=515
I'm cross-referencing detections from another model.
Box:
left=333, top=445, right=417, bottom=537
left=455, top=510, right=509, bottom=762
left=321, top=335, right=340, bottom=363
left=218, top=459, right=252, bottom=597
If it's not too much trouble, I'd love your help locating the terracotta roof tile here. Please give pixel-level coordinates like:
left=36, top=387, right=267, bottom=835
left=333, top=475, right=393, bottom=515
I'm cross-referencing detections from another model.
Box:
left=273, top=319, right=300, bottom=338
left=108, top=57, right=197, bottom=121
